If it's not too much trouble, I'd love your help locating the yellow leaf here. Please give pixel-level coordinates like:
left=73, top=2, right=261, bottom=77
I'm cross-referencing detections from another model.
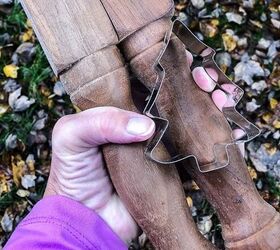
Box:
left=199, top=22, right=218, bottom=38
left=192, top=180, right=200, bottom=190
left=262, top=113, right=272, bottom=123
left=220, top=64, right=228, bottom=73
left=26, top=159, right=35, bottom=175
left=210, top=19, right=220, bottom=26
left=270, top=98, right=278, bottom=109
left=186, top=196, right=193, bottom=207
left=74, top=105, right=81, bottom=113
left=263, top=143, right=277, bottom=155
left=0, top=104, right=9, bottom=116
left=11, top=155, right=25, bottom=187
left=3, top=64, right=19, bottom=79
left=26, top=19, right=32, bottom=28
left=222, top=33, right=237, bottom=52
left=248, top=166, right=257, bottom=180
left=0, top=173, right=9, bottom=195
left=21, top=29, right=33, bottom=42
left=273, top=119, right=280, bottom=129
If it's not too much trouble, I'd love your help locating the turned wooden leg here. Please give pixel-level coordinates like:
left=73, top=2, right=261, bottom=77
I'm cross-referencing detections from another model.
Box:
left=120, top=18, right=280, bottom=249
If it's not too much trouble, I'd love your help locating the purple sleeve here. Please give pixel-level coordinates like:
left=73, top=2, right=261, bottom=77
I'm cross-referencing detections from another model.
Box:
left=4, top=195, right=127, bottom=250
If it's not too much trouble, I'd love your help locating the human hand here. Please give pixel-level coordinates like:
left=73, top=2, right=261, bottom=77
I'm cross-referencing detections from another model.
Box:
left=44, top=107, right=155, bottom=243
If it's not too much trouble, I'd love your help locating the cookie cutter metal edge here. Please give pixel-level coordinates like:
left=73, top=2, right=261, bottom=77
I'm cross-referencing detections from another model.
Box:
left=143, top=18, right=261, bottom=173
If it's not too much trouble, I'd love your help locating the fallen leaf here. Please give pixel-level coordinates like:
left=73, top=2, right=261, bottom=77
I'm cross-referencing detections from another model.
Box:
left=20, top=29, right=33, bottom=42
left=1, top=211, right=13, bottom=233
left=191, top=0, right=205, bottom=9
left=0, top=0, right=13, bottom=5
left=246, top=98, right=260, bottom=112
left=273, top=120, right=280, bottom=129
left=21, top=174, right=36, bottom=189
left=16, top=189, right=30, bottom=198
left=53, top=81, right=66, bottom=96
left=186, top=196, right=193, bottom=207
left=0, top=104, right=9, bottom=115
left=234, top=53, right=265, bottom=85
left=270, top=98, right=278, bottom=110
left=5, top=134, right=17, bottom=150
left=11, top=155, right=25, bottom=187
left=222, top=33, right=237, bottom=52
left=226, top=12, right=243, bottom=24
left=3, top=64, right=19, bottom=79
left=248, top=166, right=257, bottom=180
left=8, top=88, right=35, bottom=112
left=0, top=173, right=8, bottom=194
left=197, top=215, right=213, bottom=235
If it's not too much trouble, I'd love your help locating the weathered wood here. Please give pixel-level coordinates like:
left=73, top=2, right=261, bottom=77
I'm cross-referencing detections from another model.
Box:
left=60, top=43, right=214, bottom=250
left=20, top=0, right=118, bottom=75
left=20, top=0, right=215, bottom=249
left=120, top=17, right=280, bottom=249
left=100, top=0, right=174, bottom=40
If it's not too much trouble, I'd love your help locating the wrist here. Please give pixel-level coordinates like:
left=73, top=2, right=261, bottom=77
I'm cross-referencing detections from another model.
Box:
left=96, top=194, right=140, bottom=244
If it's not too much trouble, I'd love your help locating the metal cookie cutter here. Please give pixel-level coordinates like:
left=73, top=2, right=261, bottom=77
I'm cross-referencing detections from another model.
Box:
left=143, top=18, right=260, bottom=173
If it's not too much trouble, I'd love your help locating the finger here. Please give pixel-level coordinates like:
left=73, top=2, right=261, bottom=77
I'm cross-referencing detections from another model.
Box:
left=186, top=50, right=193, bottom=67
left=232, top=129, right=245, bottom=156
left=211, top=89, right=227, bottom=111
left=52, top=107, right=155, bottom=151
left=192, top=67, right=217, bottom=92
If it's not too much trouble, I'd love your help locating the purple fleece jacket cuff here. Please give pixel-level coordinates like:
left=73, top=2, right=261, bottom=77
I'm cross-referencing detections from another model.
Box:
left=4, top=195, right=127, bottom=250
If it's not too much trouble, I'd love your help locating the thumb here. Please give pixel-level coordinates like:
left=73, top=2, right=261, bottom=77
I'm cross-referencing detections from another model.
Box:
left=52, top=107, right=155, bottom=151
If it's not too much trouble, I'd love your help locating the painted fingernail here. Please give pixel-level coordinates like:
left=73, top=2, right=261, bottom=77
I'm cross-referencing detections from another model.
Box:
left=192, top=67, right=216, bottom=92
left=126, top=117, right=155, bottom=136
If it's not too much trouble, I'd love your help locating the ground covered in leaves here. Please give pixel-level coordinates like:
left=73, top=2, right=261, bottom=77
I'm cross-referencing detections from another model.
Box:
left=0, top=0, right=279, bottom=249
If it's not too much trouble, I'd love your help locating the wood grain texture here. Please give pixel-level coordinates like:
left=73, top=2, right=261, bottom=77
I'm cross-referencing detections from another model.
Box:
left=20, top=0, right=118, bottom=75
left=61, top=45, right=215, bottom=250
left=120, top=18, right=280, bottom=249
left=101, top=0, right=174, bottom=40
left=20, top=1, right=215, bottom=248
